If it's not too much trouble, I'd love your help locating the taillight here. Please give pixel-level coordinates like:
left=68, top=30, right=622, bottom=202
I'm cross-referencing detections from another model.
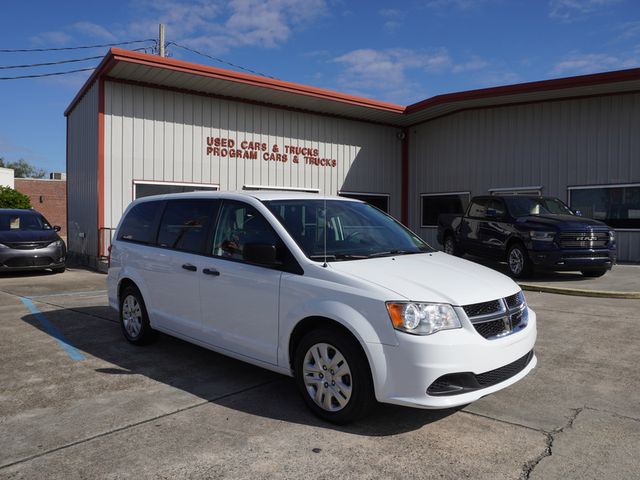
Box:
left=107, top=245, right=112, bottom=268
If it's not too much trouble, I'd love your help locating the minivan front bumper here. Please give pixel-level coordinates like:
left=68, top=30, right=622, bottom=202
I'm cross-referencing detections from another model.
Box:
left=367, top=308, right=537, bottom=409
left=0, top=243, right=66, bottom=272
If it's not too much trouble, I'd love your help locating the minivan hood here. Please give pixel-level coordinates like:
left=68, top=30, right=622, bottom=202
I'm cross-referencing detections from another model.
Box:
left=0, top=230, right=59, bottom=243
left=516, top=215, right=608, bottom=230
left=328, top=252, right=519, bottom=306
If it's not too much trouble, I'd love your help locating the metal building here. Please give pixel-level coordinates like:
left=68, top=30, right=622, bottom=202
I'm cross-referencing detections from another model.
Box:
left=66, top=49, right=640, bottom=267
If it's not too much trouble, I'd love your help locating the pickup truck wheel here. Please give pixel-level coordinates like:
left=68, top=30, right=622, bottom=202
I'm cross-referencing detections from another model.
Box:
left=581, top=268, right=608, bottom=278
left=507, top=243, right=533, bottom=278
left=444, top=235, right=463, bottom=257
left=294, top=328, right=375, bottom=424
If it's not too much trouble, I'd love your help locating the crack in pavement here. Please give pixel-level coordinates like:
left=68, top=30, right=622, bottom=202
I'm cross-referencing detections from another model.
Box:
left=519, top=407, right=584, bottom=480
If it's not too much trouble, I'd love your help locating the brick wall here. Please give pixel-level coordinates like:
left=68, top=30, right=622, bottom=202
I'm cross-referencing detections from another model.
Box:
left=14, top=179, right=67, bottom=238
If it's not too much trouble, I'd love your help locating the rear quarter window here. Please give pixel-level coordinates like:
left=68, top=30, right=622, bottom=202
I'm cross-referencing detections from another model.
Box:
left=118, top=201, right=161, bottom=244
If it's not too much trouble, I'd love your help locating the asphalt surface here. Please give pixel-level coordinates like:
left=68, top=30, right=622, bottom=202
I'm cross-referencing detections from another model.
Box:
left=0, top=268, right=639, bottom=479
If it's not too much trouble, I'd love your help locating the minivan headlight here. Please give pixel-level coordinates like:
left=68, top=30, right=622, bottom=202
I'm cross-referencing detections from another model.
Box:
left=0, top=243, right=8, bottom=249
left=49, top=240, right=64, bottom=248
left=386, top=302, right=461, bottom=335
left=530, top=231, right=555, bottom=242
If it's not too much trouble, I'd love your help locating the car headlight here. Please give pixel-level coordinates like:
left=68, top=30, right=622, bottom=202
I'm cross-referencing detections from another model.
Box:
left=386, top=302, right=461, bottom=335
left=0, top=243, right=8, bottom=249
left=609, top=230, right=616, bottom=242
left=49, top=240, right=64, bottom=247
left=530, top=231, right=555, bottom=242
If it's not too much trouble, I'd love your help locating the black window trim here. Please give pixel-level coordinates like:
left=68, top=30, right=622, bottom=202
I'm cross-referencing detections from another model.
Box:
left=420, top=191, right=471, bottom=228
left=568, top=182, right=640, bottom=232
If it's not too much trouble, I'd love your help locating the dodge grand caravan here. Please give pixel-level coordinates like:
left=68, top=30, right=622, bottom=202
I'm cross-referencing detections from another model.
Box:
left=108, top=192, right=537, bottom=423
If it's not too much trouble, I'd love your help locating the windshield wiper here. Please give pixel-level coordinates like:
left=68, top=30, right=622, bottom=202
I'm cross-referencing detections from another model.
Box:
left=365, top=250, right=415, bottom=258
left=309, top=254, right=368, bottom=261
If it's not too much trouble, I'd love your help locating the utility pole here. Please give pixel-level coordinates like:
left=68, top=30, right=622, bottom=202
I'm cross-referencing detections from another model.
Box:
left=159, top=24, right=165, bottom=57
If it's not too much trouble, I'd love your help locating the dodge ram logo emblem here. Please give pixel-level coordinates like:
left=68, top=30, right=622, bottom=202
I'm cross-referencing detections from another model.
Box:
left=576, top=236, right=597, bottom=241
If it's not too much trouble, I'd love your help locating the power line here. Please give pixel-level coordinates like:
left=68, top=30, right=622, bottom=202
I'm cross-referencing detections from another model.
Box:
left=0, top=47, right=152, bottom=70
left=0, top=55, right=103, bottom=70
left=166, top=42, right=277, bottom=79
left=0, top=67, right=96, bottom=80
left=0, top=39, right=156, bottom=53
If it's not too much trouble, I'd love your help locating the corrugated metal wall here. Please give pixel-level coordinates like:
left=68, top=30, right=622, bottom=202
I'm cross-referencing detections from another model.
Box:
left=67, top=82, right=99, bottom=263
left=103, top=81, right=402, bottom=229
left=409, top=93, right=640, bottom=261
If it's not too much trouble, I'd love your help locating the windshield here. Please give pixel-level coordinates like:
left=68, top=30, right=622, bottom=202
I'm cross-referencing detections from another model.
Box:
left=0, top=212, right=52, bottom=231
left=505, top=197, right=574, bottom=217
left=264, top=199, right=434, bottom=261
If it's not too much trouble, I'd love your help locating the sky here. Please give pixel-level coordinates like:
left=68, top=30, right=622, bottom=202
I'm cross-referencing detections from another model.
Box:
left=1, top=0, right=639, bottom=174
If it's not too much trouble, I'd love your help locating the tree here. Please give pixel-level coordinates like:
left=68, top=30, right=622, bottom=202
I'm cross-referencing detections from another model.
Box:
left=0, top=186, right=32, bottom=209
left=0, top=157, right=47, bottom=179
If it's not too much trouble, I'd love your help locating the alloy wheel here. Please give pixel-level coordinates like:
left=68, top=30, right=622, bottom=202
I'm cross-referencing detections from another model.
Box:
left=122, top=294, right=143, bottom=338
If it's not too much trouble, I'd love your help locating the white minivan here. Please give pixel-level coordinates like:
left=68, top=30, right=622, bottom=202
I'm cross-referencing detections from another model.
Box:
left=108, top=192, right=537, bottom=423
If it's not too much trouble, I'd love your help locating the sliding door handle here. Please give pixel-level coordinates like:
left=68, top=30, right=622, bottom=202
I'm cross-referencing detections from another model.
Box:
left=181, top=263, right=197, bottom=272
left=203, top=268, right=220, bottom=276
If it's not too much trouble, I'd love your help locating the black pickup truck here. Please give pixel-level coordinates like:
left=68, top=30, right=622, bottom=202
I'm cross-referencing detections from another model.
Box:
left=437, top=195, right=617, bottom=278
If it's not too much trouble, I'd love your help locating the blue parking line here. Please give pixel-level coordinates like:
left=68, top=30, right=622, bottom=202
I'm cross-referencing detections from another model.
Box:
left=20, top=297, right=86, bottom=361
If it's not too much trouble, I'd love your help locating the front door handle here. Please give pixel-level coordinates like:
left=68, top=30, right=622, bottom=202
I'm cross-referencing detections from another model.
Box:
left=203, top=268, right=220, bottom=276
left=182, top=263, right=197, bottom=272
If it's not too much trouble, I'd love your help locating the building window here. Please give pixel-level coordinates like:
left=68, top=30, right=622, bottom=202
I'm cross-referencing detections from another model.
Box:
left=134, top=181, right=218, bottom=199
left=569, top=184, right=640, bottom=230
left=489, top=186, right=542, bottom=196
left=339, top=192, right=389, bottom=213
left=421, top=192, right=470, bottom=227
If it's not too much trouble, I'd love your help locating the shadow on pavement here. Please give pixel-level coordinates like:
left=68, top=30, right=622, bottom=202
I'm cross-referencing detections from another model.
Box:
left=463, top=255, right=602, bottom=283
left=21, top=306, right=459, bottom=437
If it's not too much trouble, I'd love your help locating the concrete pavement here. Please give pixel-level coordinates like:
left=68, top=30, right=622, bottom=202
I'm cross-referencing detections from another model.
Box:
left=0, top=268, right=638, bottom=479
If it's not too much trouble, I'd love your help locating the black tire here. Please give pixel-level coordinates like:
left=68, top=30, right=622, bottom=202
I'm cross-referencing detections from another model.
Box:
left=119, top=285, right=156, bottom=345
left=507, top=243, right=533, bottom=278
left=581, top=268, right=608, bottom=278
left=52, top=266, right=66, bottom=274
left=443, top=234, right=464, bottom=257
left=294, top=328, right=375, bottom=424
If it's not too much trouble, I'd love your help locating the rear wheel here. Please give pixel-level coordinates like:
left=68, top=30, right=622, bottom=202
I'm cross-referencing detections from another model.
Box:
left=294, top=328, right=375, bottom=424
left=507, top=243, right=533, bottom=278
left=581, top=268, right=608, bottom=278
left=120, top=285, right=156, bottom=345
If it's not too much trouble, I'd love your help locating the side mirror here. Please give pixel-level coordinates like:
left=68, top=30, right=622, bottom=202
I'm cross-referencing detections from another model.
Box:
left=243, top=243, right=279, bottom=266
left=53, top=225, right=61, bottom=232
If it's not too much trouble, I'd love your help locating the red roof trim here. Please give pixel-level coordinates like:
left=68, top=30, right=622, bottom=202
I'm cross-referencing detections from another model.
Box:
left=65, top=48, right=405, bottom=117
left=405, top=67, right=640, bottom=114
left=65, top=48, right=640, bottom=120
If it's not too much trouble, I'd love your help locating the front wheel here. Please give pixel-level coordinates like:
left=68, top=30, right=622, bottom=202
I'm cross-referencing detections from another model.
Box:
left=507, top=243, right=533, bottom=278
left=443, top=234, right=464, bottom=257
left=294, top=328, right=375, bottom=424
left=581, top=268, right=608, bottom=278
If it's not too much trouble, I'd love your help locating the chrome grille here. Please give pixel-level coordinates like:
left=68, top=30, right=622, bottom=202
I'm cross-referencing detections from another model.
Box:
left=559, top=230, right=609, bottom=249
left=463, top=291, right=528, bottom=340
